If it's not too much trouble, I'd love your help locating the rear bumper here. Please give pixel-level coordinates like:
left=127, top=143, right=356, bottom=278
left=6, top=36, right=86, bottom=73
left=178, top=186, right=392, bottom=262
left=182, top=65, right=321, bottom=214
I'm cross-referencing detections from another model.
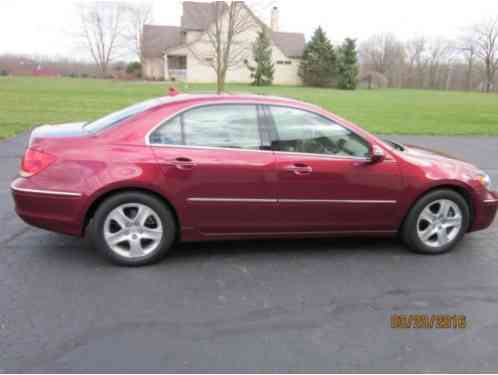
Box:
left=11, top=178, right=86, bottom=236
left=470, top=191, right=498, bottom=232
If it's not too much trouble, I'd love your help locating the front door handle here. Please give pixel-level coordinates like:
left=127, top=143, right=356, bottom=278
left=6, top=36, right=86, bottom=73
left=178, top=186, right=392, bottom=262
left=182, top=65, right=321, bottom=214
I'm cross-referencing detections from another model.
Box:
left=163, top=157, right=196, bottom=170
left=285, top=163, right=313, bottom=175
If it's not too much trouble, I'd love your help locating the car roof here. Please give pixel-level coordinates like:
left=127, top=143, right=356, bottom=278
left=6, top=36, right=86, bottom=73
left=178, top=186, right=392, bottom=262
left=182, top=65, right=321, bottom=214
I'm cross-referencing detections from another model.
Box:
left=151, top=93, right=312, bottom=109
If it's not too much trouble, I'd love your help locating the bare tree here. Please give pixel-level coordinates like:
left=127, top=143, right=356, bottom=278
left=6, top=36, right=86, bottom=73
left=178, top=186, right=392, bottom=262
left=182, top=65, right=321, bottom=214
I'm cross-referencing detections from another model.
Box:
left=123, top=1, right=153, bottom=64
left=473, top=18, right=498, bottom=93
left=426, top=39, right=453, bottom=89
left=459, top=32, right=478, bottom=91
left=359, top=33, right=405, bottom=87
left=404, top=37, right=427, bottom=88
left=77, top=1, right=127, bottom=77
left=186, top=1, right=260, bottom=93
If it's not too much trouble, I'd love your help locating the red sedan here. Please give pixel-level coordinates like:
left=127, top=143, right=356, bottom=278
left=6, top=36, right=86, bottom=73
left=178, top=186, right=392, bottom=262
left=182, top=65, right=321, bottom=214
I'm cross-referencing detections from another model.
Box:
left=11, top=94, right=498, bottom=266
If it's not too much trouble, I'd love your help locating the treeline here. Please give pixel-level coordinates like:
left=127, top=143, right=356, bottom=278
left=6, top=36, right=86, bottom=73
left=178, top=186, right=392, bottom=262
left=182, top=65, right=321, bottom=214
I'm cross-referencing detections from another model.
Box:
left=0, top=54, right=142, bottom=79
left=358, top=18, right=498, bottom=93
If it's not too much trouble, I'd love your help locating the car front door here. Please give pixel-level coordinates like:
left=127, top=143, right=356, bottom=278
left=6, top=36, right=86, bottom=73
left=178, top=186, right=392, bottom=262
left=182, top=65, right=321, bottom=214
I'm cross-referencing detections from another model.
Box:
left=265, top=105, right=403, bottom=234
left=149, top=103, right=278, bottom=236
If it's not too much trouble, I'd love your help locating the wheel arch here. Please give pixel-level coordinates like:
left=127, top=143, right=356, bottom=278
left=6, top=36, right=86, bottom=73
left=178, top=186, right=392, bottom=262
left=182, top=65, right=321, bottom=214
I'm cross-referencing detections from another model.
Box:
left=400, top=183, right=475, bottom=233
left=82, top=187, right=181, bottom=239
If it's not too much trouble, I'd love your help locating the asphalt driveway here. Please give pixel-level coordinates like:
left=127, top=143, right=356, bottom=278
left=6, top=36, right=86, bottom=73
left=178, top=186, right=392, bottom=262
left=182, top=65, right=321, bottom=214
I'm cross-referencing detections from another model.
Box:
left=1, top=133, right=498, bottom=372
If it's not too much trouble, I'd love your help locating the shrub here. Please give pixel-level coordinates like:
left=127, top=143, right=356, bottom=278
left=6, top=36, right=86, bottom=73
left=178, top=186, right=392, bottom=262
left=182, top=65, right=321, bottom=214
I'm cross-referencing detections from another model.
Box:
left=126, top=61, right=142, bottom=75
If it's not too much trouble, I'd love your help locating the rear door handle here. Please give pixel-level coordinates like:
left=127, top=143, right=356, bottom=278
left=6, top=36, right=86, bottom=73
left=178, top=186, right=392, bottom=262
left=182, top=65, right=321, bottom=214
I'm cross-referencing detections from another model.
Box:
left=285, top=163, right=312, bottom=175
left=163, top=157, right=196, bottom=170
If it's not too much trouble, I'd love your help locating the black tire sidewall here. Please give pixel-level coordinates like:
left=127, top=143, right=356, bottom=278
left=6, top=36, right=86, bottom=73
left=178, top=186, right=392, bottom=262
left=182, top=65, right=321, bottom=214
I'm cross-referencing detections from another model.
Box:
left=91, top=192, right=176, bottom=266
left=402, top=190, right=470, bottom=255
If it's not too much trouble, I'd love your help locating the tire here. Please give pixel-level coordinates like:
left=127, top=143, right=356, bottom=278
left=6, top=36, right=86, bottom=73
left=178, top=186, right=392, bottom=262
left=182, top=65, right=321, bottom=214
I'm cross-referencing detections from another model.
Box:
left=91, top=192, right=176, bottom=266
left=402, top=189, right=470, bottom=255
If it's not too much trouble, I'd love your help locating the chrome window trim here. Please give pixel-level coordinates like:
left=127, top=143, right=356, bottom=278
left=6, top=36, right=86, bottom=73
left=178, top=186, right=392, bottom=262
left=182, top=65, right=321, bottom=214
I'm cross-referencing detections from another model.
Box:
left=188, top=198, right=397, bottom=204
left=148, top=143, right=274, bottom=154
left=11, top=182, right=83, bottom=197
left=144, top=101, right=382, bottom=162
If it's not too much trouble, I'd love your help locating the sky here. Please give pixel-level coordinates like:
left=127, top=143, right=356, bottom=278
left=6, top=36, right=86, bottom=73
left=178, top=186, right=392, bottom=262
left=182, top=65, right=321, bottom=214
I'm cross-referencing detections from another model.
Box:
left=1, top=0, right=498, bottom=60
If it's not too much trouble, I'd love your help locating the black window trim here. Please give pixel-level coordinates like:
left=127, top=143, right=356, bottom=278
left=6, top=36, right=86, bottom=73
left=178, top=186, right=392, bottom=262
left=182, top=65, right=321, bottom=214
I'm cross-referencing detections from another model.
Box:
left=262, top=104, right=372, bottom=160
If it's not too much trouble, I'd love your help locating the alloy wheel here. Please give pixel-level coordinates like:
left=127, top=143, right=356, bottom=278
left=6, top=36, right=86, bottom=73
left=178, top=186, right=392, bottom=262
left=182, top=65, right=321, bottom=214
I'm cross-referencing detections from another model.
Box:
left=416, top=199, right=463, bottom=249
left=103, top=203, right=163, bottom=258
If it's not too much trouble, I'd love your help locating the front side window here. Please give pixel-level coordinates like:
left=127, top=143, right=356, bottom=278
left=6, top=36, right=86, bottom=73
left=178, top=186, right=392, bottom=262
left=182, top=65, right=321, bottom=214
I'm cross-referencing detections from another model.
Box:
left=269, top=106, right=370, bottom=158
left=150, top=104, right=261, bottom=150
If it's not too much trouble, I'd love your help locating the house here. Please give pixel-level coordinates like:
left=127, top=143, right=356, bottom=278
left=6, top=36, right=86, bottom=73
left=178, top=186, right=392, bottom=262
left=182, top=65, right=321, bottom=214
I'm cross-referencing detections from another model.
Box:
left=142, top=2, right=305, bottom=85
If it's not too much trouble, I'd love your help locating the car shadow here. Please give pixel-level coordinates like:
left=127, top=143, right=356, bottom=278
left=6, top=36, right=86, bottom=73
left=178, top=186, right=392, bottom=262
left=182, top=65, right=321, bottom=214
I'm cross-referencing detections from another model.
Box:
left=28, top=229, right=477, bottom=268
left=25, top=231, right=410, bottom=267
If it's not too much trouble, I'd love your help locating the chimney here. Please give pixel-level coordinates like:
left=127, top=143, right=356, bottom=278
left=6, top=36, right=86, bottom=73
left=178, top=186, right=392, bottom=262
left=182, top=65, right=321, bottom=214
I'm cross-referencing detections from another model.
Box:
left=271, top=6, right=279, bottom=32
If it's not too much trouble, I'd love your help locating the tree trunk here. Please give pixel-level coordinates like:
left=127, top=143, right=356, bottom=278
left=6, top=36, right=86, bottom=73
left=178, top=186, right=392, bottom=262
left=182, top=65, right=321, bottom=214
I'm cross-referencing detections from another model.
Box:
left=217, top=72, right=225, bottom=94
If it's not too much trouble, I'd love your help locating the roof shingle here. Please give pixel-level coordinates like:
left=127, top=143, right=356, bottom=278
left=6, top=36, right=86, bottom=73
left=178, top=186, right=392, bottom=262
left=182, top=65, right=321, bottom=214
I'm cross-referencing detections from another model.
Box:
left=142, top=25, right=182, bottom=58
left=271, top=31, right=305, bottom=58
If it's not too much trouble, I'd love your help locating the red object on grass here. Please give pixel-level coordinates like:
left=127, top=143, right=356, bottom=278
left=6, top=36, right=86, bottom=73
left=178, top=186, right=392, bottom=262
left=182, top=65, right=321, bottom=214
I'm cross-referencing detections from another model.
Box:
left=168, top=87, right=180, bottom=96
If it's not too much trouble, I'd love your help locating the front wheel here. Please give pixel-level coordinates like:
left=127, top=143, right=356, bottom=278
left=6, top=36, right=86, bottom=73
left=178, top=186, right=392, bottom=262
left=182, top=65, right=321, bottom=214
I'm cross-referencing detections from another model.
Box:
left=91, top=192, right=176, bottom=266
left=402, top=190, right=470, bottom=254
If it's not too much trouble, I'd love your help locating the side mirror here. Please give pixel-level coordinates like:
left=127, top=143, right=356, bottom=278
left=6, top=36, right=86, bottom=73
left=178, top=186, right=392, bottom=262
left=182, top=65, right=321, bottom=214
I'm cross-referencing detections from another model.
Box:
left=367, top=145, right=386, bottom=164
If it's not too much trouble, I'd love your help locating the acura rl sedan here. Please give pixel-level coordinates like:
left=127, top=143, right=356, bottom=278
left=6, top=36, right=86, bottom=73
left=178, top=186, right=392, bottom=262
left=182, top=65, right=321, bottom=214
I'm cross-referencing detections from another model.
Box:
left=11, top=93, right=498, bottom=266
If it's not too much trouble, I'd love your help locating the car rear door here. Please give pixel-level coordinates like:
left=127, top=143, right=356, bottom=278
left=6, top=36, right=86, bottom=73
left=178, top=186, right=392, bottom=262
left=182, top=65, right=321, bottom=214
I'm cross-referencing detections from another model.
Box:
left=149, top=103, right=278, bottom=236
left=264, top=104, right=403, bottom=233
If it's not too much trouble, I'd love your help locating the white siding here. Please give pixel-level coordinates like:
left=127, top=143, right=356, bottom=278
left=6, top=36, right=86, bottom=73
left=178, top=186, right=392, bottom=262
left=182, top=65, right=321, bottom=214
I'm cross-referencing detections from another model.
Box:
left=165, top=6, right=301, bottom=85
left=143, top=58, right=164, bottom=80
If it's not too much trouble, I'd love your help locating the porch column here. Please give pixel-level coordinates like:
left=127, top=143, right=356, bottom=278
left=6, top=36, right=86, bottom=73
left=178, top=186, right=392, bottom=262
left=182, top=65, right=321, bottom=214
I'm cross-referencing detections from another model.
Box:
left=163, top=54, right=170, bottom=81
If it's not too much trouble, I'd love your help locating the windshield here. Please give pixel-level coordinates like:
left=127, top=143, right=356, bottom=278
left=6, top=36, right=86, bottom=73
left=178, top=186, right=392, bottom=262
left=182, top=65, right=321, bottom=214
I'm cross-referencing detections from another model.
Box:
left=84, top=98, right=167, bottom=133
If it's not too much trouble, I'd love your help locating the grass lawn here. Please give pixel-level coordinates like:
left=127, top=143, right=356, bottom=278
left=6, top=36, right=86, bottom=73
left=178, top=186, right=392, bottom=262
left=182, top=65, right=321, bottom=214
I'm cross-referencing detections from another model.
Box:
left=1, top=76, right=498, bottom=139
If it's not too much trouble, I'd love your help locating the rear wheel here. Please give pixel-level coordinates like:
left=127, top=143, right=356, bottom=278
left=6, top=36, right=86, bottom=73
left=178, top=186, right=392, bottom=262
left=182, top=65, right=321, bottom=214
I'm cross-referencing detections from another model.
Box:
left=402, top=190, right=470, bottom=254
left=91, top=192, right=176, bottom=266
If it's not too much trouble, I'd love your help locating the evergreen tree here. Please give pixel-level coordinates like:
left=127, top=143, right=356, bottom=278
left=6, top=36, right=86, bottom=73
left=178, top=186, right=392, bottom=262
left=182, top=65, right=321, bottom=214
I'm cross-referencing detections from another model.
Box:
left=337, top=38, right=359, bottom=90
left=246, top=30, right=274, bottom=86
left=298, top=26, right=337, bottom=87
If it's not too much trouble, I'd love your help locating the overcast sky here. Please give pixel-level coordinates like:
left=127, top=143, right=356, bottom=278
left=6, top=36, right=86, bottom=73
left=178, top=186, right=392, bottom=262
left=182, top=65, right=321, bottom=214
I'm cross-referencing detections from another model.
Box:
left=1, top=0, right=498, bottom=60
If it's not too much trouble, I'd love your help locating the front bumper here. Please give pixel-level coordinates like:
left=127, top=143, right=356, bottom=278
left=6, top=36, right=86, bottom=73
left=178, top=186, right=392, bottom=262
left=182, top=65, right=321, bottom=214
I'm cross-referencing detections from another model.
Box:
left=471, top=191, right=498, bottom=232
left=11, top=178, right=86, bottom=236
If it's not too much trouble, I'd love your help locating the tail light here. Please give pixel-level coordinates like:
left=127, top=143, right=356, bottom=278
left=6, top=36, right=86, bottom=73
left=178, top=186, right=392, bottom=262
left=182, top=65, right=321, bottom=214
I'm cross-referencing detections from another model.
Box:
left=20, top=148, right=57, bottom=177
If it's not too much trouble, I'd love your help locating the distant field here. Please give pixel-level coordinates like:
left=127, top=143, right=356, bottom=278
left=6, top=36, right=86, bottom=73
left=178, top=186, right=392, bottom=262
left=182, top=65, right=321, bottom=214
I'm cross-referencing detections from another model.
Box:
left=1, top=76, right=498, bottom=139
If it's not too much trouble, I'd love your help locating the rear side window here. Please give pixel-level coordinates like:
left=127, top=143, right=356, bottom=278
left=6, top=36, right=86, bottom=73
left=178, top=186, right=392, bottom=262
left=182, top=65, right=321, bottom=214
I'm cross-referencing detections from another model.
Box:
left=84, top=98, right=167, bottom=133
left=150, top=104, right=262, bottom=150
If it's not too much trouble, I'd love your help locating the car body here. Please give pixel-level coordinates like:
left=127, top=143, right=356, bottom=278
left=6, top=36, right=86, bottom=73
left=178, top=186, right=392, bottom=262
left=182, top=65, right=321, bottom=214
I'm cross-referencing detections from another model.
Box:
left=11, top=93, right=498, bottom=265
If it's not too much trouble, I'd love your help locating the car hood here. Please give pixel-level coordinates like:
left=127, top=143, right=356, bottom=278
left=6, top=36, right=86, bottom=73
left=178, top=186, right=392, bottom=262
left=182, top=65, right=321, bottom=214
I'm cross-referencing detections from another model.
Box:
left=29, top=122, right=88, bottom=145
left=400, top=143, right=480, bottom=176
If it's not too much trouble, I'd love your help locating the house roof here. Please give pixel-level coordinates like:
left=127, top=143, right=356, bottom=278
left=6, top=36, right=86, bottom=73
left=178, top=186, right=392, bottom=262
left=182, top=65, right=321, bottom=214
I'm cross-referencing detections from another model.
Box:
left=271, top=31, right=305, bottom=59
left=181, top=1, right=227, bottom=30
left=143, top=2, right=305, bottom=59
left=142, top=25, right=182, bottom=58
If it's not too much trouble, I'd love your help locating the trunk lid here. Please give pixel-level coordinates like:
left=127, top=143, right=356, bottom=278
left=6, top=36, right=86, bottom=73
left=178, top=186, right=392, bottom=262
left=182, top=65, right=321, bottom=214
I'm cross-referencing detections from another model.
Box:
left=29, top=122, right=89, bottom=146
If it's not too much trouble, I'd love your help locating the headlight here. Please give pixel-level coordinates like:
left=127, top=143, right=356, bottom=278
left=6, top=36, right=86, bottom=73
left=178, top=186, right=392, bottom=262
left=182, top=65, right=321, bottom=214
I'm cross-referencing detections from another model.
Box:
left=477, top=171, right=492, bottom=191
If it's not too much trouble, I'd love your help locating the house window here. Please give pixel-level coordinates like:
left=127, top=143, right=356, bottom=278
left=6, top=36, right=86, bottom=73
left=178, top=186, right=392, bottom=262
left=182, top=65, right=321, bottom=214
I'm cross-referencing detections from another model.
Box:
left=277, top=60, right=292, bottom=65
left=205, top=57, right=214, bottom=63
